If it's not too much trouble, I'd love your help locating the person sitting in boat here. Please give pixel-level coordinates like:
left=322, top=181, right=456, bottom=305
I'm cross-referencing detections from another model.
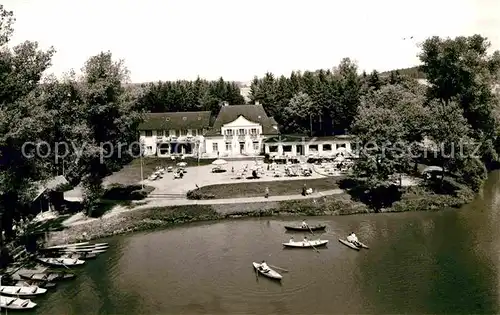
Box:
left=260, top=260, right=270, bottom=272
left=301, top=221, right=308, bottom=228
left=290, top=236, right=294, bottom=243
left=303, top=236, right=308, bottom=243
left=347, top=232, right=360, bottom=246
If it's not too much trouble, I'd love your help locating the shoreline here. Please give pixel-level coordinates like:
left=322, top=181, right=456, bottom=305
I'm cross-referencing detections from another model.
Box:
left=46, top=189, right=471, bottom=246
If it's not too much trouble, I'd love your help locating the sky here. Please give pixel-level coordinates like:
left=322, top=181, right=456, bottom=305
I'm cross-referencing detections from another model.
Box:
left=4, top=0, right=500, bottom=83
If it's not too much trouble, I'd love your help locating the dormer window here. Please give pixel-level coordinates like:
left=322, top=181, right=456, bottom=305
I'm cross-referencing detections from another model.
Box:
left=182, top=117, right=187, bottom=121
left=166, top=117, right=170, bottom=121
left=197, top=117, right=201, bottom=120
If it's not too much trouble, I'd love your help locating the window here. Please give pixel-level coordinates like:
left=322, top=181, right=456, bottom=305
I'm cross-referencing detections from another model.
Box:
left=323, top=144, right=332, bottom=151
left=225, top=129, right=234, bottom=136
left=269, top=145, right=278, bottom=153
left=174, top=130, right=179, bottom=137
left=146, top=146, right=152, bottom=153
left=253, top=142, right=259, bottom=151
left=336, top=143, right=346, bottom=149
left=309, top=144, right=318, bottom=151
left=157, top=130, right=164, bottom=137
left=213, top=143, right=218, bottom=152
left=180, top=129, right=188, bottom=136
left=226, top=142, right=232, bottom=151
left=250, top=128, right=258, bottom=135
left=145, top=130, right=152, bottom=137
left=238, top=129, right=245, bottom=135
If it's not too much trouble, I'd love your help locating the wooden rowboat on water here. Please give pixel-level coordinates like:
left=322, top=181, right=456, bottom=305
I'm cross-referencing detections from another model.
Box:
left=0, top=285, right=47, bottom=296
left=59, top=246, right=108, bottom=253
left=37, top=257, right=85, bottom=267
left=19, top=272, right=75, bottom=282
left=282, top=240, right=329, bottom=248
left=15, top=280, right=57, bottom=289
left=252, top=262, right=282, bottom=280
left=45, top=241, right=90, bottom=250
left=284, top=225, right=326, bottom=232
left=0, top=295, right=37, bottom=310
left=339, top=239, right=360, bottom=250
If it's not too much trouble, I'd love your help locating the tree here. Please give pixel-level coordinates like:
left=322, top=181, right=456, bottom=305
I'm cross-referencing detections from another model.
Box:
left=283, top=92, right=316, bottom=135
left=76, top=51, right=140, bottom=215
left=0, top=5, right=56, bottom=237
left=419, top=35, right=500, bottom=165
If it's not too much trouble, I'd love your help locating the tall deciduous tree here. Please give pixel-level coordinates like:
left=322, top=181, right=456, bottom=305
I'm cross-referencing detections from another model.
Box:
left=0, top=5, right=55, bottom=237
left=419, top=35, right=500, bottom=166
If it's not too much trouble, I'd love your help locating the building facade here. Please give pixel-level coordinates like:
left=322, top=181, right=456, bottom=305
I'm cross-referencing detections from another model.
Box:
left=138, top=111, right=211, bottom=157
left=203, top=104, right=279, bottom=158
left=263, top=135, right=354, bottom=159
left=138, top=104, right=355, bottom=159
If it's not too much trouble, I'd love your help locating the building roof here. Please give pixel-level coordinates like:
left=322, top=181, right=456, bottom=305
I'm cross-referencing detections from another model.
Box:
left=33, top=175, right=69, bottom=201
left=138, top=111, right=211, bottom=130
left=206, top=104, right=279, bottom=136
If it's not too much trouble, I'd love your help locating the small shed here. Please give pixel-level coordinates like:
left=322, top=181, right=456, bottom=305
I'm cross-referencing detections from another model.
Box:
left=31, top=175, right=69, bottom=214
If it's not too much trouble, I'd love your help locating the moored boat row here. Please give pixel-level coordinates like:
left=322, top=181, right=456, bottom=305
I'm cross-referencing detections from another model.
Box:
left=0, top=241, right=109, bottom=310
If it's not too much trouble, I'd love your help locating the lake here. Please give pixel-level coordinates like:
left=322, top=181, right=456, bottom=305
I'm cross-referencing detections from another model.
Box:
left=22, top=172, right=500, bottom=314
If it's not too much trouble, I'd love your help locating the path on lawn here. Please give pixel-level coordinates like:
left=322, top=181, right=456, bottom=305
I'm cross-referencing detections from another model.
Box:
left=63, top=188, right=345, bottom=227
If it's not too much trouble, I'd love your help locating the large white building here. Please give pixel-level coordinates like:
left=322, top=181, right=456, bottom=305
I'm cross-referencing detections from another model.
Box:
left=138, top=104, right=354, bottom=159
left=204, top=104, right=279, bottom=158
left=138, top=111, right=211, bottom=157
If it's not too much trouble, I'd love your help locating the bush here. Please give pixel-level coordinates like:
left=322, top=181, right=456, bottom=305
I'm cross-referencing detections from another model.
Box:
left=186, top=189, right=215, bottom=200
left=102, top=184, right=149, bottom=200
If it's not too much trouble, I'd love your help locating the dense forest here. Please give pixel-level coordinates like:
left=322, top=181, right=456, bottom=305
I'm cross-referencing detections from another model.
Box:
left=2, top=1, right=500, bottom=238
left=379, top=66, right=426, bottom=79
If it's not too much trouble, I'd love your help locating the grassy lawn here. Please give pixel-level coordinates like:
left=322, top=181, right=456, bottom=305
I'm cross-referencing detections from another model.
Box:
left=195, top=177, right=344, bottom=199
left=105, top=157, right=216, bottom=185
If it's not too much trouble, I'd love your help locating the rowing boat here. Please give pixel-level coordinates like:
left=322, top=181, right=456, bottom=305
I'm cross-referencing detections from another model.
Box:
left=37, top=257, right=85, bottom=267
left=19, top=272, right=75, bottom=281
left=252, top=262, right=282, bottom=280
left=284, top=225, right=326, bottom=232
left=61, top=251, right=98, bottom=260
left=282, top=239, right=329, bottom=248
left=0, top=295, right=37, bottom=310
left=45, top=241, right=90, bottom=250
left=59, top=246, right=108, bottom=253
left=15, top=280, right=57, bottom=289
left=338, top=239, right=360, bottom=250
left=357, top=242, right=369, bottom=249
left=64, top=243, right=108, bottom=249
left=0, top=285, right=47, bottom=296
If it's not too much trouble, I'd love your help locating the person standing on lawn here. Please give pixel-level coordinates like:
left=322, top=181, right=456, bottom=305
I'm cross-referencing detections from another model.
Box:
left=265, top=187, right=269, bottom=198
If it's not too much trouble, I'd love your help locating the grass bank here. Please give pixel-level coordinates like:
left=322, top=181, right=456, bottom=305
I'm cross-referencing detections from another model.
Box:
left=187, top=176, right=344, bottom=199
left=46, top=181, right=474, bottom=245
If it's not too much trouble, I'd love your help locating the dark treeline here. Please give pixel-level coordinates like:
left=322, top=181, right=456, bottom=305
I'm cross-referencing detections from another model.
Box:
left=247, top=59, right=416, bottom=135
left=136, top=78, right=245, bottom=118
left=379, top=66, right=426, bottom=79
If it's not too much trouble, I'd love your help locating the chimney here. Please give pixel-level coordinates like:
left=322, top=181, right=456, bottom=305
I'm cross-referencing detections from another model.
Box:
left=255, top=101, right=260, bottom=105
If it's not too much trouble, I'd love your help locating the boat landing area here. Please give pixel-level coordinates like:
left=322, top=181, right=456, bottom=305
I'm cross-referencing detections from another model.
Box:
left=5, top=264, right=48, bottom=280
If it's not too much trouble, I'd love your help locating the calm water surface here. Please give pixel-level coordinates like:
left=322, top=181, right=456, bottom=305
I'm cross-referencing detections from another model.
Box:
left=20, top=172, right=500, bottom=314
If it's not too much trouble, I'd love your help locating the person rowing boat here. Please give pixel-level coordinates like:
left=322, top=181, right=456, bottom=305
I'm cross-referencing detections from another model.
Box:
left=258, top=260, right=270, bottom=273
left=347, top=232, right=361, bottom=247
